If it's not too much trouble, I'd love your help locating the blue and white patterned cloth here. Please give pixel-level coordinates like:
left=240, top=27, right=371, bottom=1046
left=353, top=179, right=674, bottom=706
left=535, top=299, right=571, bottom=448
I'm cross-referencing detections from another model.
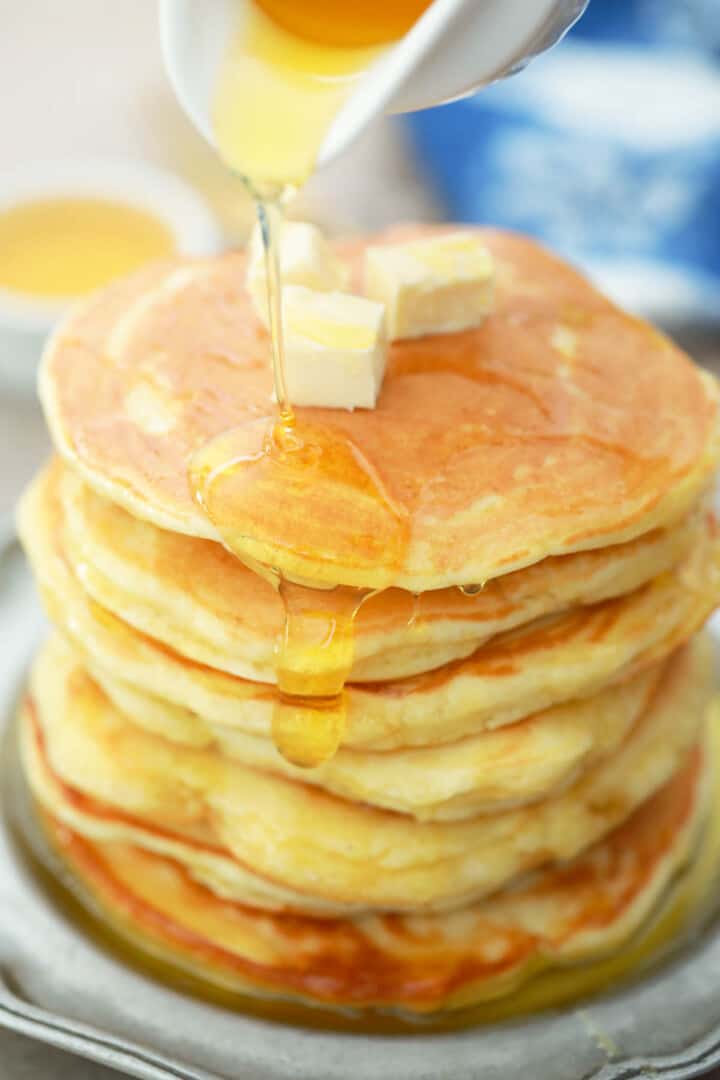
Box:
left=405, top=0, right=720, bottom=325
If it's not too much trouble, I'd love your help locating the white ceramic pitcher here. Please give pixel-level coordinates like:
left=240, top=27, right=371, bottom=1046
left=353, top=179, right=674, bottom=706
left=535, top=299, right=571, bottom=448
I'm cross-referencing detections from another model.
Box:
left=160, top=0, right=588, bottom=170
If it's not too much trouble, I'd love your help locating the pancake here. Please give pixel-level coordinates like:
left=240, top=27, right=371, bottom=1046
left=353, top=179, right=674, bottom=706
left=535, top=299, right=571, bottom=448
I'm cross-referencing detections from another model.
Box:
left=55, top=459, right=702, bottom=683
left=39, top=227, right=720, bottom=590
left=28, top=718, right=712, bottom=1012
left=24, top=634, right=712, bottom=915
left=92, top=657, right=666, bottom=821
left=19, top=469, right=720, bottom=751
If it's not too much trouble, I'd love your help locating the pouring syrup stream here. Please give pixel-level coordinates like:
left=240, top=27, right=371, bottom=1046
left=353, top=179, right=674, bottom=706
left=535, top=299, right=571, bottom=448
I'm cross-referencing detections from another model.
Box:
left=190, top=1, right=428, bottom=767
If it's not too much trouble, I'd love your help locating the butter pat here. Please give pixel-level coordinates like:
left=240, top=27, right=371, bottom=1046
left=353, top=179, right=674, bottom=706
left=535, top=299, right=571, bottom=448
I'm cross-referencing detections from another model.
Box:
left=365, top=232, right=494, bottom=340
left=283, top=286, right=387, bottom=410
left=247, top=221, right=350, bottom=324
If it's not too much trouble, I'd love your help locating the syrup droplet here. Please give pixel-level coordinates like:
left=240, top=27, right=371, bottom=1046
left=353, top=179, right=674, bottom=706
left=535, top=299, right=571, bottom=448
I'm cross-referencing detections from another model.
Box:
left=458, top=583, right=486, bottom=597
left=273, top=581, right=372, bottom=766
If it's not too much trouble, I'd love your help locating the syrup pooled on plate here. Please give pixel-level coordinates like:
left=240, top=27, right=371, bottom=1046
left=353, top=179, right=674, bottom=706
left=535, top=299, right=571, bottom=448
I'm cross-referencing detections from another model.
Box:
left=191, top=0, right=431, bottom=767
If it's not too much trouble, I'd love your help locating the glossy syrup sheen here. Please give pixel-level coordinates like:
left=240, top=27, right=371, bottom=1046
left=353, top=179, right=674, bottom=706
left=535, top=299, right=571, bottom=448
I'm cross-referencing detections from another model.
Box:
left=0, top=198, right=175, bottom=300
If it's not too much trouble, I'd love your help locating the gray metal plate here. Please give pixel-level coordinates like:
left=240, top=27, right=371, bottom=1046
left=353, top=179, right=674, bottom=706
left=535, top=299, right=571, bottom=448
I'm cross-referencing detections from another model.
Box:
left=3, top=528, right=720, bottom=1080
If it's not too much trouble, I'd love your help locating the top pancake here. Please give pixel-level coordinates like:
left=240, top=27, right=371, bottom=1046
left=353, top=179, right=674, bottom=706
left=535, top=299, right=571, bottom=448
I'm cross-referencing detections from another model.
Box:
left=40, top=227, right=720, bottom=590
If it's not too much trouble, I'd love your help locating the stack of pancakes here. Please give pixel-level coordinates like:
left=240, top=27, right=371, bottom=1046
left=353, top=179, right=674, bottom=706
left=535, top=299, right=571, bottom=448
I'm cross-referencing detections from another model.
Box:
left=17, top=228, right=720, bottom=1014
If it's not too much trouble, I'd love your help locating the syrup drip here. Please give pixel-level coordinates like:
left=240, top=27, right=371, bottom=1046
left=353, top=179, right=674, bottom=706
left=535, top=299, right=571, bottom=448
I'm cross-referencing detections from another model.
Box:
left=406, top=592, right=421, bottom=631
left=190, top=417, right=408, bottom=767
left=273, top=581, right=372, bottom=766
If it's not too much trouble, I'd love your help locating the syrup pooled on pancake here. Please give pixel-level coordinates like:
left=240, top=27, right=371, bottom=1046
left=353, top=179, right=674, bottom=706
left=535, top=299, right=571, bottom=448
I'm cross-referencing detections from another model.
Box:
left=190, top=416, right=409, bottom=766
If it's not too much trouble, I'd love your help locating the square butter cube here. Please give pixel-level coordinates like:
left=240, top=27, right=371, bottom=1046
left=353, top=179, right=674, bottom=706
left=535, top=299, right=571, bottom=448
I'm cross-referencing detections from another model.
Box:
left=365, top=232, right=494, bottom=340
left=283, top=286, right=387, bottom=410
left=247, top=221, right=350, bottom=325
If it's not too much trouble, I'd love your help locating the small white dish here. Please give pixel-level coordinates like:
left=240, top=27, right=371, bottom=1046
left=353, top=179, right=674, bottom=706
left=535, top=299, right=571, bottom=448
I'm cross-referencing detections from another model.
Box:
left=0, top=157, right=224, bottom=398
